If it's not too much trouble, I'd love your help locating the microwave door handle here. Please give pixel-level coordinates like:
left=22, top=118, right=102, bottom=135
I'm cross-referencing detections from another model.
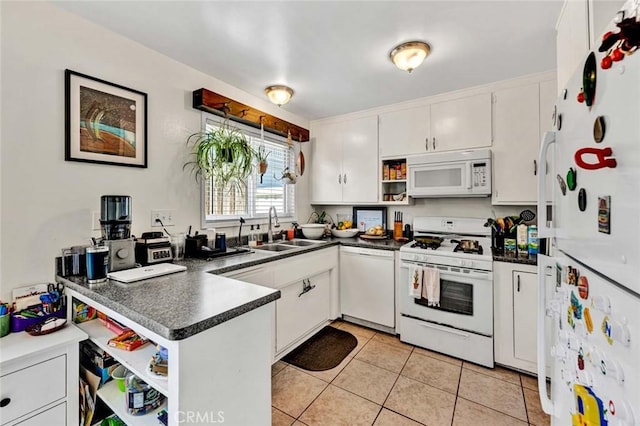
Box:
left=466, top=162, right=472, bottom=189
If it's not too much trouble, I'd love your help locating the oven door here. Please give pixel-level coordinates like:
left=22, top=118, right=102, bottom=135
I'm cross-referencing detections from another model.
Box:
left=399, top=260, right=493, bottom=336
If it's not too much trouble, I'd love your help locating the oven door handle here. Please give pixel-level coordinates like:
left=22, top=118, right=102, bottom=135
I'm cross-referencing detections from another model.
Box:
left=417, top=321, right=471, bottom=339
left=400, top=262, right=492, bottom=281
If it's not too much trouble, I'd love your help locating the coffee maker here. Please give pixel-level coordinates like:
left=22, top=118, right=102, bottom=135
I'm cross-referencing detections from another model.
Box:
left=100, top=195, right=136, bottom=271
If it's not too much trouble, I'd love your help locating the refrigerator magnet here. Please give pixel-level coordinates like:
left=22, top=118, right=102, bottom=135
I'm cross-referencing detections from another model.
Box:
left=578, top=276, right=590, bottom=299
left=577, top=347, right=585, bottom=370
left=566, top=168, right=577, bottom=191
left=593, top=116, right=606, bottom=143
left=584, top=307, right=594, bottom=334
left=578, top=188, right=587, bottom=212
left=571, top=291, right=583, bottom=319
left=574, top=147, right=617, bottom=170
left=598, top=196, right=611, bottom=234
left=557, top=175, right=567, bottom=195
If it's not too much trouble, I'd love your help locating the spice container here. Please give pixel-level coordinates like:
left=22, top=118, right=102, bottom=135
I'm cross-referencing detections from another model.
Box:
left=383, top=164, right=390, bottom=180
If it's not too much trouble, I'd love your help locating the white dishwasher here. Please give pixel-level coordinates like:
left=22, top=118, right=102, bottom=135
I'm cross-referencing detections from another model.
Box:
left=339, top=246, right=395, bottom=328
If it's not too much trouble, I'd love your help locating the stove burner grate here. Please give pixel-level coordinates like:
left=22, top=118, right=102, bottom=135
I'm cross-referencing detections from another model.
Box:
left=453, top=244, right=484, bottom=255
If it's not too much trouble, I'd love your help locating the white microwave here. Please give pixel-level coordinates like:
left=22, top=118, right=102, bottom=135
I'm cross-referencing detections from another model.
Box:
left=407, top=149, right=491, bottom=198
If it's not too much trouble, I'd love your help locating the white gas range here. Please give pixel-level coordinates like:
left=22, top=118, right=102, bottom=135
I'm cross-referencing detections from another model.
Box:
left=399, top=217, right=494, bottom=367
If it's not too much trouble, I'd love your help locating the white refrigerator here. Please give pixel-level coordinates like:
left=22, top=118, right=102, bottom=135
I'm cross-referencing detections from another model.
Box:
left=537, top=1, right=640, bottom=425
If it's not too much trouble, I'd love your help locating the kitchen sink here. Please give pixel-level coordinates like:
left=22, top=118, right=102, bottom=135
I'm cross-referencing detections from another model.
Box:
left=279, top=239, right=324, bottom=247
left=253, top=244, right=297, bottom=252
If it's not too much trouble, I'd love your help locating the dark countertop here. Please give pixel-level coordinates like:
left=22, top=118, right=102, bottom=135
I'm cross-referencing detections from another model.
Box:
left=57, top=237, right=403, bottom=341
left=493, top=255, right=538, bottom=266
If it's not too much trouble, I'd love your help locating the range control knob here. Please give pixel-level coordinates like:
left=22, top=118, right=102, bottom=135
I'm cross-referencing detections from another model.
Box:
left=116, top=248, right=130, bottom=259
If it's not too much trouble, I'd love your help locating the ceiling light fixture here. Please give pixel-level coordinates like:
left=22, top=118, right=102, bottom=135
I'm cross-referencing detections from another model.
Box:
left=389, top=41, right=431, bottom=73
left=264, top=85, right=294, bottom=106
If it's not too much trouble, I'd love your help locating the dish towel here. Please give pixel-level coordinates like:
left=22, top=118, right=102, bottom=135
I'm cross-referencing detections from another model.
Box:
left=422, top=267, right=441, bottom=307
left=409, top=266, right=423, bottom=298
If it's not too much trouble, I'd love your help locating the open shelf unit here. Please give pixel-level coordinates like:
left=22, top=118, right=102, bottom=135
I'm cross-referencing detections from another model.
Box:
left=380, top=158, right=410, bottom=205
left=76, top=319, right=169, bottom=396
left=96, top=379, right=167, bottom=426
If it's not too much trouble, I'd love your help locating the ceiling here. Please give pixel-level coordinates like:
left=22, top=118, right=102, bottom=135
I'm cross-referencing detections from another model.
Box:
left=54, top=1, right=563, bottom=121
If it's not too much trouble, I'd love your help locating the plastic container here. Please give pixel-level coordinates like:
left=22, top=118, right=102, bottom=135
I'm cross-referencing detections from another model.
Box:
left=528, top=225, right=539, bottom=259
left=111, top=365, right=129, bottom=392
left=125, top=373, right=165, bottom=415
left=0, top=313, right=10, bottom=338
left=336, top=214, right=353, bottom=229
left=516, top=224, right=528, bottom=259
left=11, top=308, right=66, bottom=333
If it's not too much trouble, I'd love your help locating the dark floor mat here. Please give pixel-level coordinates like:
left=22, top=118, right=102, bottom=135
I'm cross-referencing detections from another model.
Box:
left=282, top=326, right=357, bottom=371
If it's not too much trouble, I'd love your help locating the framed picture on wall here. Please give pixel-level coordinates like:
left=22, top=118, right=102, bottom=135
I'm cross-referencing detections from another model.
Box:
left=65, top=69, right=147, bottom=168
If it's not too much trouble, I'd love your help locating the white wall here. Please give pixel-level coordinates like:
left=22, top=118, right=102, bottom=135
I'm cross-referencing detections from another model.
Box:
left=0, top=2, right=310, bottom=298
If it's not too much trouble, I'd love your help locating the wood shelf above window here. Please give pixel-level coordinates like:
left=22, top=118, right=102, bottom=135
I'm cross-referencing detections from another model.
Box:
left=192, top=88, right=309, bottom=142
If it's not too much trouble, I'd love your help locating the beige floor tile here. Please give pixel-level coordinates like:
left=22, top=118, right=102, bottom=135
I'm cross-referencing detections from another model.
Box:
left=524, top=387, right=551, bottom=426
left=348, top=332, right=373, bottom=357
left=292, top=356, right=353, bottom=383
left=272, top=407, right=295, bottom=426
left=299, top=384, right=381, bottom=426
left=333, top=358, right=399, bottom=404
left=356, top=339, right=412, bottom=373
left=458, top=369, right=527, bottom=421
left=272, top=366, right=328, bottom=418
left=292, top=422, right=308, bottom=426
left=371, top=332, right=414, bottom=350
left=401, top=352, right=461, bottom=394
left=453, top=397, right=528, bottom=426
left=462, top=362, right=521, bottom=385
left=373, top=408, right=424, bottom=426
left=521, top=374, right=539, bottom=391
left=412, top=346, right=463, bottom=366
left=384, top=376, right=456, bottom=425
left=272, top=360, right=288, bottom=377
left=337, top=321, right=377, bottom=338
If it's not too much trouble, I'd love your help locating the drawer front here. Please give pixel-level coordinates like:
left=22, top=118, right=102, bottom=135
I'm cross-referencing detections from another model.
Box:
left=276, top=271, right=330, bottom=352
left=14, top=402, right=66, bottom=426
left=0, top=355, right=66, bottom=425
left=272, top=247, right=338, bottom=287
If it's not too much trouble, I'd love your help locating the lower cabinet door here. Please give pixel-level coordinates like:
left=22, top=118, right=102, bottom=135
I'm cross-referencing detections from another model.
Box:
left=513, top=270, right=538, bottom=364
left=276, top=271, right=330, bottom=352
left=14, top=403, right=66, bottom=426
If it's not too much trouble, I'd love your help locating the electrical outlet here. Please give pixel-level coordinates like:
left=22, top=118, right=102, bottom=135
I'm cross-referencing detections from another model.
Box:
left=151, top=210, right=175, bottom=227
left=92, top=211, right=101, bottom=231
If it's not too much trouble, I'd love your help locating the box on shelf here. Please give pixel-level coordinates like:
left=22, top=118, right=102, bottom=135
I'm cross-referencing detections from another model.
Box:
left=108, top=329, right=149, bottom=351
left=97, top=311, right=130, bottom=335
left=73, top=299, right=97, bottom=323
left=80, top=340, right=120, bottom=384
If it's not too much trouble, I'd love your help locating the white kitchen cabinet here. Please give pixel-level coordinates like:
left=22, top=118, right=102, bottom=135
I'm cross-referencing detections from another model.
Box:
left=378, top=106, right=430, bottom=157
left=0, top=326, right=85, bottom=426
left=429, top=93, right=493, bottom=152
left=556, top=0, right=590, bottom=93
left=310, top=116, right=378, bottom=204
left=492, top=79, right=557, bottom=205
left=339, top=247, right=395, bottom=329
left=276, top=270, right=331, bottom=352
left=494, top=262, right=551, bottom=375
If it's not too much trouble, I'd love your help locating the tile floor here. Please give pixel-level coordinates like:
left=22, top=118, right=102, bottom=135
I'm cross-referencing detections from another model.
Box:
left=271, top=320, right=551, bottom=426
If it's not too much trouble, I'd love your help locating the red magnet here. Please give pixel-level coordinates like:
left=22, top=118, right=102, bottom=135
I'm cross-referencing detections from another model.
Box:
left=575, top=147, right=617, bottom=170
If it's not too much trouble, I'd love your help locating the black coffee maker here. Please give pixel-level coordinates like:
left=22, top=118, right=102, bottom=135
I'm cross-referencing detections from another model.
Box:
left=100, top=195, right=136, bottom=271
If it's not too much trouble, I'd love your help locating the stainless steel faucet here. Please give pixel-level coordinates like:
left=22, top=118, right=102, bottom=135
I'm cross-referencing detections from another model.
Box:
left=267, top=206, right=280, bottom=243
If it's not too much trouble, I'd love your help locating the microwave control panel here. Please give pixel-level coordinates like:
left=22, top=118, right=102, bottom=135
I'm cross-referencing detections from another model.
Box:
left=472, top=162, right=488, bottom=188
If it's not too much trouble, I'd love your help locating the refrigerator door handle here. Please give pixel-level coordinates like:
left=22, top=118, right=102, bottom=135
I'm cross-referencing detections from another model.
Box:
left=537, top=254, right=555, bottom=416
left=537, top=131, right=556, bottom=238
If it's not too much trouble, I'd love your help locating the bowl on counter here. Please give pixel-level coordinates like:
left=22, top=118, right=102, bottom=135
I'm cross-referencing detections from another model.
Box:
left=330, top=228, right=359, bottom=238
left=299, top=224, right=326, bottom=240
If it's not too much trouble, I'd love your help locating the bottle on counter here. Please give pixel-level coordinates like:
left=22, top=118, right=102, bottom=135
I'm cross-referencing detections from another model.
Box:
left=516, top=224, right=528, bottom=259
left=248, top=225, right=258, bottom=247
left=528, top=225, right=539, bottom=260
left=256, top=224, right=263, bottom=246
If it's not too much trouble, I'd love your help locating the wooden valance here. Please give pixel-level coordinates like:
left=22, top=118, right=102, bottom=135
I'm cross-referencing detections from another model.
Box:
left=192, top=88, right=309, bottom=142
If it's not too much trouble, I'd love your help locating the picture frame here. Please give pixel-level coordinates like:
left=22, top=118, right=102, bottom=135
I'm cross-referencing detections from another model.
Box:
left=352, top=206, right=388, bottom=232
left=65, top=69, right=147, bottom=168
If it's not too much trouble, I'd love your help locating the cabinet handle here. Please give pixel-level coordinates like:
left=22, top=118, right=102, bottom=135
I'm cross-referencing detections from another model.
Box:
left=338, top=174, right=342, bottom=184
left=534, top=159, right=538, bottom=176
left=517, top=275, right=521, bottom=292
left=343, top=174, right=347, bottom=184
left=298, top=278, right=316, bottom=297
left=432, top=137, right=436, bottom=150
left=0, top=398, right=10, bottom=408
left=425, top=138, right=429, bottom=151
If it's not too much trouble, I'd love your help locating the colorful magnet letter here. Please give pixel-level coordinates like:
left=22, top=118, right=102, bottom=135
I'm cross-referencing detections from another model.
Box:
left=567, top=168, right=577, bottom=191
left=578, top=188, right=587, bottom=212
left=574, top=147, right=617, bottom=170
left=568, top=306, right=575, bottom=329
left=602, top=316, right=631, bottom=347
left=571, top=291, right=583, bottom=319
left=571, top=384, right=607, bottom=426
left=577, top=348, right=585, bottom=370
left=567, top=266, right=579, bottom=285
left=584, top=307, right=594, bottom=334
left=593, top=116, right=606, bottom=143
left=598, top=196, right=611, bottom=234
left=578, top=276, right=589, bottom=299
left=557, top=174, right=567, bottom=195
left=602, top=316, right=615, bottom=345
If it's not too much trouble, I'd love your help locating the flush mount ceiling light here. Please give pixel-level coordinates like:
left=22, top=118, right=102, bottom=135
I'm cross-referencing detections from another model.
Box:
left=389, top=41, right=431, bottom=73
left=264, top=85, right=294, bottom=106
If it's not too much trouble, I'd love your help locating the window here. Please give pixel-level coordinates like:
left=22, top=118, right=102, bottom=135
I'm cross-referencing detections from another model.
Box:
left=202, top=115, right=296, bottom=224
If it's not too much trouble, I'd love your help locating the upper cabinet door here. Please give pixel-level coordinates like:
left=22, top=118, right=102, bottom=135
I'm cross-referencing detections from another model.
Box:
left=342, top=115, right=379, bottom=203
left=430, top=93, right=492, bottom=152
left=556, top=0, right=590, bottom=93
left=310, top=120, right=344, bottom=204
left=378, top=106, right=430, bottom=158
left=492, top=83, right=540, bottom=205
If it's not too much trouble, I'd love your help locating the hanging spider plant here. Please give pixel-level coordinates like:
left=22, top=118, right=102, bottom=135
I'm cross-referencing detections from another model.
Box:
left=184, top=121, right=256, bottom=193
